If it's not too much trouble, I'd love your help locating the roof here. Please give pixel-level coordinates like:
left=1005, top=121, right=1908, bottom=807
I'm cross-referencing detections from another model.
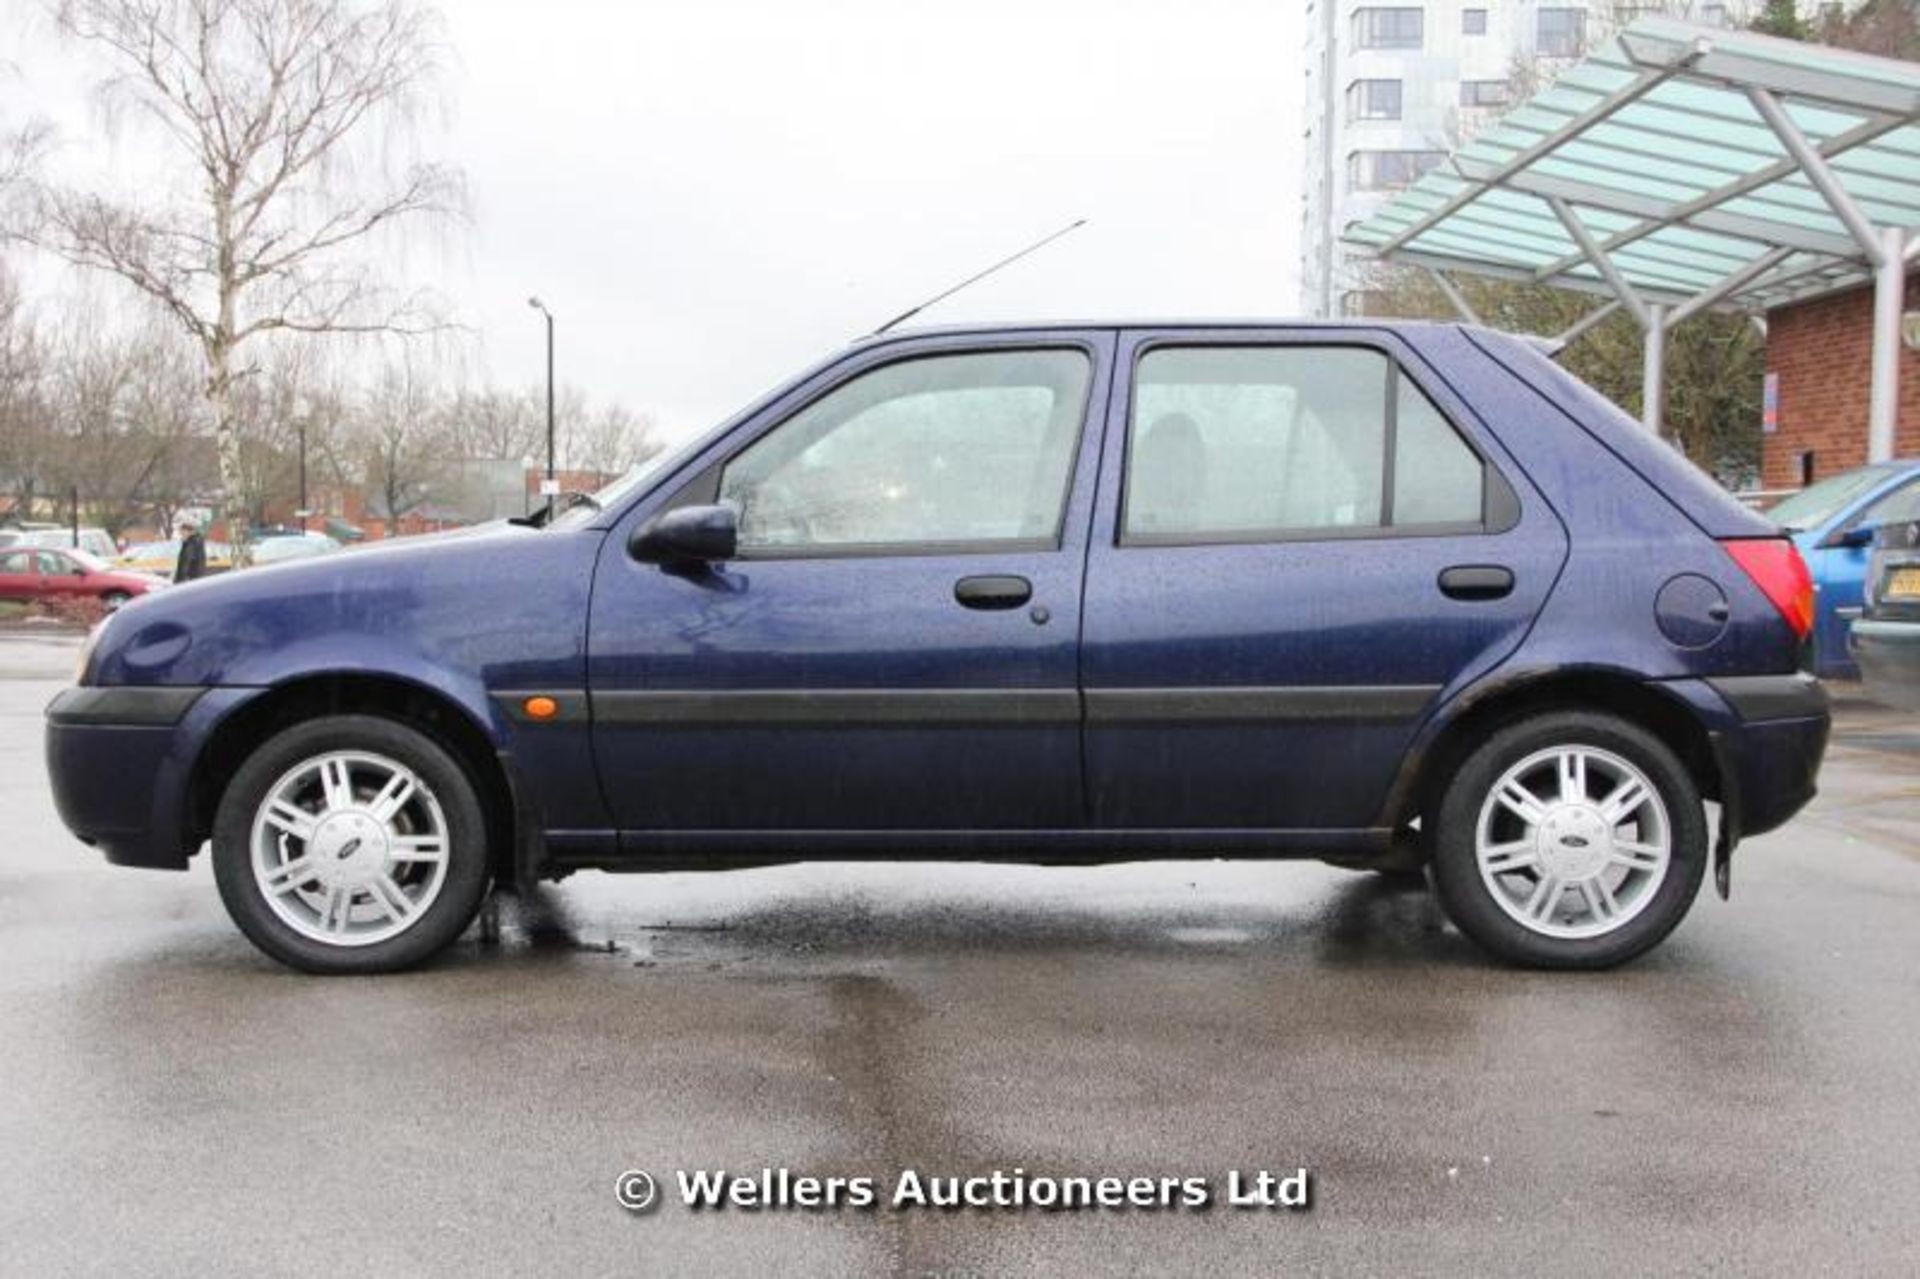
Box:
left=873, top=318, right=1465, bottom=341
left=1343, top=17, right=1920, bottom=315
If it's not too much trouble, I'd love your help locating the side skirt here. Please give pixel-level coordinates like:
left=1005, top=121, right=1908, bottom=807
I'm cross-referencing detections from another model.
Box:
left=539, top=827, right=1396, bottom=876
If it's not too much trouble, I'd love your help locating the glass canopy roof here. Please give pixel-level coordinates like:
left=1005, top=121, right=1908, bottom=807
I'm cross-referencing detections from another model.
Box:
left=1343, top=17, right=1920, bottom=315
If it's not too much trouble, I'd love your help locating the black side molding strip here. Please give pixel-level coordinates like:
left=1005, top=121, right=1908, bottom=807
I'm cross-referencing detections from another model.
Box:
left=593, top=689, right=1081, bottom=727
left=1084, top=686, right=1440, bottom=724
left=45, top=686, right=205, bottom=727
left=588, top=685, right=1442, bottom=728
left=1707, top=673, right=1829, bottom=722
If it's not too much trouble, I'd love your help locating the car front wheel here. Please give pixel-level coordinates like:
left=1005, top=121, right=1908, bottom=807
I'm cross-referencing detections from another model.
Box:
left=1430, top=711, right=1707, bottom=970
left=212, top=715, right=492, bottom=973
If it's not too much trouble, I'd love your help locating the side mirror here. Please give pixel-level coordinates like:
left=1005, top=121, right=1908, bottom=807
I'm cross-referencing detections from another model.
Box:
left=628, top=504, right=738, bottom=567
left=1825, top=523, right=1875, bottom=550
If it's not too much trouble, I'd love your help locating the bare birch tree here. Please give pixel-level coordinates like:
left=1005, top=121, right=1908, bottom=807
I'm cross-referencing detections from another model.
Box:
left=29, top=0, right=462, bottom=560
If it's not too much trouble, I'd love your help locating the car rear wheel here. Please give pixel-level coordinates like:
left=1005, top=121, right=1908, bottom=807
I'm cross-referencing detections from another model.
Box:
left=1430, top=711, right=1707, bottom=970
left=211, top=715, right=492, bottom=973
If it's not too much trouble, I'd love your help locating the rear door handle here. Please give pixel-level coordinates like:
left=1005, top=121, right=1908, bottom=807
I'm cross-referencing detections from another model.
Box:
left=954, top=575, right=1033, bottom=610
left=1438, top=565, right=1514, bottom=601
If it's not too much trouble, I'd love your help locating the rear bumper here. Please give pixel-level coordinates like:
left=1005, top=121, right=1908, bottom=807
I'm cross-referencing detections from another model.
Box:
left=1850, top=618, right=1920, bottom=711
left=44, top=685, right=258, bottom=870
left=1700, top=673, right=1830, bottom=842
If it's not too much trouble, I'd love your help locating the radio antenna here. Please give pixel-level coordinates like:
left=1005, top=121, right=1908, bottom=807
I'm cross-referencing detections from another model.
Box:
left=869, top=218, right=1087, bottom=336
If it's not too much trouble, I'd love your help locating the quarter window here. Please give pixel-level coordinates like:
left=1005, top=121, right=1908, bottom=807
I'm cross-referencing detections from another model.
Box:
left=1124, top=346, right=1488, bottom=543
left=719, top=349, right=1090, bottom=553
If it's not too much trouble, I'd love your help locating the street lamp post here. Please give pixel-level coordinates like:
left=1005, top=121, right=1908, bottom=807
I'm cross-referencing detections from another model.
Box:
left=527, top=296, right=556, bottom=509
left=293, top=396, right=311, bottom=534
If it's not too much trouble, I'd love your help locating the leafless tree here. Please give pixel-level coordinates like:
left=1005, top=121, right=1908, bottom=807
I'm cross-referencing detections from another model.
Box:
left=444, top=385, right=540, bottom=464
left=29, top=0, right=463, bottom=560
left=570, top=402, right=663, bottom=480
left=0, top=266, right=51, bottom=520
left=357, top=358, right=447, bottom=525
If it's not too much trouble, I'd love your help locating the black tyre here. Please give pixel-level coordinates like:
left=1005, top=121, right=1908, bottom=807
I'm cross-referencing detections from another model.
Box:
left=1430, top=711, right=1707, bottom=970
left=100, top=591, right=132, bottom=611
left=212, top=714, right=492, bottom=973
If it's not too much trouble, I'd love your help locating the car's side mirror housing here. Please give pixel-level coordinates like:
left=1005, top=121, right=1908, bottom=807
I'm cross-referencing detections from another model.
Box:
left=1824, top=523, right=1876, bottom=550
left=628, top=504, right=738, bottom=567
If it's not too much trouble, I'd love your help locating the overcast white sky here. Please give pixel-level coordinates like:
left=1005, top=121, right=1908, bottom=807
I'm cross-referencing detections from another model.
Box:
left=8, top=0, right=1305, bottom=441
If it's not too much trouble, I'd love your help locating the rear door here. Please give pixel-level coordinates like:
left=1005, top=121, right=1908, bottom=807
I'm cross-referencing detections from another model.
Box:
left=588, top=332, right=1112, bottom=834
left=1081, top=328, right=1568, bottom=831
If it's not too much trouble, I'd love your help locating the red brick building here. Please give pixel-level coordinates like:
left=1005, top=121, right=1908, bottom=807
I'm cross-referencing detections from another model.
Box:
left=1762, top=268, right=1919, bottom=489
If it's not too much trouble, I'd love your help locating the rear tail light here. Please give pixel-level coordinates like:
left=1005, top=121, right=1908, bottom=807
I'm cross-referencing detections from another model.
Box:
left=1721, top=538, right=1814, bottom=639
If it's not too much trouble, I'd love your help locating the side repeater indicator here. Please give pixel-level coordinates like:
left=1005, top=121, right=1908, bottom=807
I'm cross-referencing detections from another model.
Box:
left=523, top=695, right=560, bottom=722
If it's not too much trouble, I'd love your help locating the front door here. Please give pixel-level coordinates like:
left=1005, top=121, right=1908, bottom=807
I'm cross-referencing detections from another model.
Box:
left=0, top=549, right=40, bottom=602
left=1081, top=330, right=1568, bottom=831
left=588, top=334, right=1112, bottom=834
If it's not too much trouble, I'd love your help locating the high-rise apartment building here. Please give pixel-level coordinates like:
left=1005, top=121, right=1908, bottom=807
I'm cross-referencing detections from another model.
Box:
left=1301, top=2, right=1737, bottom=316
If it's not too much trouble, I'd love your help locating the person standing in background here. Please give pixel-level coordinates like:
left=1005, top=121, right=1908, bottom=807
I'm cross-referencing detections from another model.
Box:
left=174, top=519, right=207, bottom=582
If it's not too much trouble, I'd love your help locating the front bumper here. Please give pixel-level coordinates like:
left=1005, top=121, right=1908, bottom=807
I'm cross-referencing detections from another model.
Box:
left=45, top=685, right=259, bottom=870
left=1851, top=619, right=1920, bottom=712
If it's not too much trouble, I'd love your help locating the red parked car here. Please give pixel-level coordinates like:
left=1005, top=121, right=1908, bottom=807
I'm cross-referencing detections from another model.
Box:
left=0, top=547, right=167, bottom=610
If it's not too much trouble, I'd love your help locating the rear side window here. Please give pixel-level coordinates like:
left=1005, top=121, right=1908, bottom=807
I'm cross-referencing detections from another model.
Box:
left=1123, top=345, right=1489, bottom=543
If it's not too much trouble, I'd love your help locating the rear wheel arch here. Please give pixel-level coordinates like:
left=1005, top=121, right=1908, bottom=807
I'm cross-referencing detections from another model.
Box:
left=187, top=672, right=514, bottom=882
left=1389, top=669, right=1723, bottom=836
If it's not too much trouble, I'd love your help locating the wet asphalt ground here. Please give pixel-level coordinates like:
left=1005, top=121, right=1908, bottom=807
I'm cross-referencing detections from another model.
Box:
left=1, top=632, right=1917, bottom=1277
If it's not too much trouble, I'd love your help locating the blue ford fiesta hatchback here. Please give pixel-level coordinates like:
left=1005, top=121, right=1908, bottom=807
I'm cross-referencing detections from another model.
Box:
left=46, top=322, right=1829, bottom=973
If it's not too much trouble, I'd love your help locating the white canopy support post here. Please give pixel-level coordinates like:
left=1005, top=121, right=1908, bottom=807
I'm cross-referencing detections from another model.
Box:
left=1869, top=225, right=1906, bottom=463
left=1426, top=267, right=1482, bottom=324
left=1550, top=196, right=1652, bottom=328
left=1745, top=86, right=1891, bottom=268
left=1643, top=303, right=1668, bottom=438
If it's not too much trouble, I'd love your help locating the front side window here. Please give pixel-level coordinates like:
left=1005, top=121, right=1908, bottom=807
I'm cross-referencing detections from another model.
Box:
left=1538, top=7, right=1585, bottom=56
left=1352, top=7, right=1424, bottom=49
left=1860, top=479, right=1920, bottom=529
left=1347, top=79, right=1403, bottom=121
left=719, top=349, right=1090, bottom=553
left=1123, top=346, right=1487, bottom=543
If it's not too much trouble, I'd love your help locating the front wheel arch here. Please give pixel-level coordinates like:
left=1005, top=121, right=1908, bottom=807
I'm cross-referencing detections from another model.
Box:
left=187, top=673, right=515, bottom=884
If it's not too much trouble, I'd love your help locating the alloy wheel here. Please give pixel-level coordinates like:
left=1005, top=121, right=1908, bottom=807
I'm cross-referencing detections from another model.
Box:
left=248, top=750, right=451, bottom=947
left=1473, top=744, right=1672, bottom=940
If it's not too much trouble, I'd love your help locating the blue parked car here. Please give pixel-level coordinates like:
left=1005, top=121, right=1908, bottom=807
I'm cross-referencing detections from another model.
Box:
left=1767, top=458, right=1920, bottom=678
left=46, top=322, right=1829, bottom=973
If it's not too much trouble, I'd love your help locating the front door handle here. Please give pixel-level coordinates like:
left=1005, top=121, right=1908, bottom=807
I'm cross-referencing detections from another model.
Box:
left=954, top=575, right=1033, bottom=611
left=1438, top=565, right=1514, bottom=601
